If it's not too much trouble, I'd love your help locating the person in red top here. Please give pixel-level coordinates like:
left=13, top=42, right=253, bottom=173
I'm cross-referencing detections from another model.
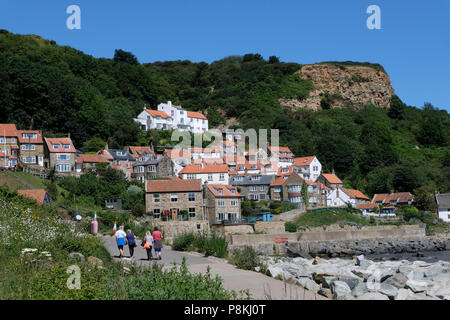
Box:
left=152, top=227, right=163, bottom=260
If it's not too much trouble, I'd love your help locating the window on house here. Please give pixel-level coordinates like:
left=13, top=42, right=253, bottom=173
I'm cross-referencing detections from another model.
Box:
left=62, top=144, right=70, bottom=150
left=208, top=174, right=213, bottom=181
left=148, top=165, right=156, bottom=172
left=171, top=194, right=178, bottom=202
left=249, top=186, right=257, bottom=192
left=274, top=186, right=282, bottom=193
left=22, top=144, right=36, bottom=151
left=231, top=200, right=238, bottom=206
left=52, top=144, right=60, bottom=150
left=22, top=133, right=37, bottom=140
left=218, top=213, right=225, bottom=221
left=153, top=194, right=160, bottom=203
left=260, top=186, right=265, bottom=191
left=21, top=156, right=36, bottom=164
left=259, top=194, right=266, bottom=200
left=57, top=154, right=69, bottom=161
left=187, top=174, right=196, bottom=180
left=11, top=138, right=16, bottom=144
left=218, top=200, right=225, bottom=207
left=153, top=209, right=161, bottom=219
left=0, top=137, right=5, bottom=143
left=56, top=163, right=71, bottom=172
left=219, top=173, right=225, bottom=181
left=189, top=208, right=196, bottom=218
left=248, top=194, right=258, bottom=201
left=188, top=193, right=195, bottom=201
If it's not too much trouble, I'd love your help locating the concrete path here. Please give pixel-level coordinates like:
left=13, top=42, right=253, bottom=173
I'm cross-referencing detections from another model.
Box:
left=101, top=236, right=326, bottom=300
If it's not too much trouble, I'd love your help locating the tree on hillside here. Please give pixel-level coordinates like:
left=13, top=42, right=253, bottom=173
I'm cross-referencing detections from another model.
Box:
left=413, top=186, right=437, bottom=212
left=417, top=103, right=447, bottom=147
left=269, top=56, right=280, bottom=64
left=388, top=95, right=405, bottom=120
left=113, top=49, right=139, bottom=65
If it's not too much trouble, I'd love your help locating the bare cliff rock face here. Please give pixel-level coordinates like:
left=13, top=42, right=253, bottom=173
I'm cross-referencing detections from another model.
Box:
left=279, top=63, right=395, bottom=111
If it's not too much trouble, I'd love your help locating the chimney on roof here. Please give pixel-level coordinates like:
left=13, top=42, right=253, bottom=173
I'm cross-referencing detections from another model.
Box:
left=168, top=101, right=172, bottom=107
left=68, top=133, right=70, bottom=139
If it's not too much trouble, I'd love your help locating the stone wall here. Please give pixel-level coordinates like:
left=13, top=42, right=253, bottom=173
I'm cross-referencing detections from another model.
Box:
left=150, top=220, right=210, bottom=242
left=228, top=225, right=426, bottom=246
left=254, top=221, right=285, bottom=234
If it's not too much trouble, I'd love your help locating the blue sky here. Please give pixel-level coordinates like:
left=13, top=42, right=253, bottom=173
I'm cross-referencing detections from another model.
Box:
left=1, top=0, right=449, bottom=111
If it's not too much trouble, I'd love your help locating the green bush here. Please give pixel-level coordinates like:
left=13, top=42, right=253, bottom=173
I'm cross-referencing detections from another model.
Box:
left=172, top=232, right=227, bottom=258
left=172, top=233, right=196, bottom=251
left=231, top=246, right=260, bottom=271
left=285, top=222, right=298, bottom=233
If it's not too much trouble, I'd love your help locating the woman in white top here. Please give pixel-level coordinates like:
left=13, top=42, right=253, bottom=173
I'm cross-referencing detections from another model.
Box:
left=115, top=226, right=127, bottom=258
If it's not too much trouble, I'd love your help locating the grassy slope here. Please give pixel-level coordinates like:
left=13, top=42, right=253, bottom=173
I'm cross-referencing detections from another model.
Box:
left=296, top=209, right=370, bottom=228
left=0, top=171, right=46, bottom=190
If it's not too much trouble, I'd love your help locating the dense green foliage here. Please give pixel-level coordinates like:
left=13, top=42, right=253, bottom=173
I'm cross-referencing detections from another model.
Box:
left=230, top=246, right=260, bottom=271
left=1, top=31, right=449, bottom=196
left=172, top=232, right=228, bottom=258
left=295, top=209, right=370, bottom=228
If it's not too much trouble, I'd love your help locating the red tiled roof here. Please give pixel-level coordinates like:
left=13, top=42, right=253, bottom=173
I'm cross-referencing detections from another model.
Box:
left=146, top=109, right=170, bottom=119
left=17, top=189, right=48, bottom=204
left=322, top=173, right=343, bottom=184
left=45, top=137, right=75, bottom=153
left=165, top=149, right=191, bottom=159
left=128, top=146, right=154, bottom=158
left=180, top=164, right=229, bottom=174
left=372, top=192, right=414, bottom=204
left=269, top=146, right=292, bottom=154
left=372, top=193, right=389, bottom=203
left=187, top=111, right=207, bottom=120
left=271, top=176, right=288, bottom=186
left=0, top=124, right=18, bottom=137
left=341, top=188, right=370, bottom=200
left=277, top=167, right=293, bottom=176
left=320, top=183, right=331, bottom=190
left=99, top=150, right=113, bottom=161
left=294, top=156, right=315, bottom=167
left=17, top=130, right=43, bottom=144
left=146, top=179, right=202, bottom=193
left=76, top=154, right=108, bottom=164
left=208, top=185, right=240, bottom=197
left=356, top=203, right=378, bottom=210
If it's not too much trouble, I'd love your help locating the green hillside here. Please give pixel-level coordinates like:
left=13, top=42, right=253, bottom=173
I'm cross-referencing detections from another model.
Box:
left=0, top=30, right=449, bottom=196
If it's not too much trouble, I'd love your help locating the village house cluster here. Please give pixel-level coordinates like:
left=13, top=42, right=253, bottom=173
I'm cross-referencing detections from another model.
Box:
left=3, top=100, right=446, bottom=224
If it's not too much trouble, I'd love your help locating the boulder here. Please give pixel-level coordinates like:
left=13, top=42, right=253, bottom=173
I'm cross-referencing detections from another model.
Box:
left=318, top=288, right=333, bottom=299
left=87, top=256, right=103, bottom=268
left=69, top=252, right=85, bottom=262
left=427, top=280, right=450, bottom=299
left=351, top=282, right=368, bottom=298
left=370, top=267, right=394, bottom=282
left=331, top=281, right=352, bottom=300
left=267, top=264, right=294, bottom=281
left=424, top=265, right=444, bottom=278
left=384, top=273, right=408, bottom=289
left=356, top=292, right=389, bottom=300
left=399, top=266, right=424, bottom=281
left=297, top=278, right=321, bottom=293
left=378, top=283, right=398, bottom=299
left=322, top=276, right=337, bottom=289
left=395, top=288, right=421, bottom=300
left=405, top=280, right=432, bottom=293
left=313, top=256, right=327, bottom=265
left=339, top=276, right=362, bottom=290
left=351, top=268, right=372, bottom=281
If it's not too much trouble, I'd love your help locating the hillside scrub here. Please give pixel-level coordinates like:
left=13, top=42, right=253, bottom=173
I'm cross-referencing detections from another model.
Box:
left=172, top=232, right=228, bottom=258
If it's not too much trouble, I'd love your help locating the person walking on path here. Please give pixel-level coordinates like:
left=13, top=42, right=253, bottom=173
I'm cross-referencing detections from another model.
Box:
left=126, top=229, right=137, bottom=258
left=115, top=226, right=127, bottom=258
left=152, top=227, right=163, bottom=260
left=143, top=231, right=154, bottom=261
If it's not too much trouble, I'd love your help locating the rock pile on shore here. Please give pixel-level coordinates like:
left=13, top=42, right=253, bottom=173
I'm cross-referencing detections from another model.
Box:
left=262, top=255, right=450, bottom=300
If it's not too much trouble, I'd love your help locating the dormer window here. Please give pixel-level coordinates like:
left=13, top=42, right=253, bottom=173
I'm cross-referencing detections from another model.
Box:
left=22, top=133, right=37, bottom=140
left=52, top=144, right=60, bottom=150
left=62, top=144, right=70, bottom=150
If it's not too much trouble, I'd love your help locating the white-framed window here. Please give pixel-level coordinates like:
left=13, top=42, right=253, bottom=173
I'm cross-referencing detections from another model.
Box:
left=249, top=186, right=257, bottom=192
left=218, top=200, right=225, bottom=207
left=22, top=144, right=36, bottom=151
left=147, top=165, right=156, bottom=172
left=153, top=194, right=160, bottom=203
left=260, top=186, right=265, bottom=191
left=231, top=200, right=238, bottom=206
left=56, top=163, right=71, bottom=172
left=171, top=194, right=178, bottom=202
left=208, top=174, right=213, bottom=181
left=218, top=213, right=225, bottom=221
left=313, top=166, right=318, bottom=172
left=11, top=138, right=16, bottom=144
left=0, top=137, right=5, bottom=144
left=22, top=133, right=37, bottom=140
left=188, top=193, right=195, bottom=202
left=288, top=185, right=301, bottom=193
left=57, top=154, right=70, bottom=161
left=219, top=173, right=225, bottom=181
left=188, top=208, right=196, bottom=218
left=186, top=174, right=196, bottom=180
left=52, top=144, right=60, bottom=150
left=248, top=194, right=258, bottom=201
left=274, top=186, right=282, bottom=193
left=153, top=209, right=161, bottom=219
left=21, top=156, right=36, bottom=164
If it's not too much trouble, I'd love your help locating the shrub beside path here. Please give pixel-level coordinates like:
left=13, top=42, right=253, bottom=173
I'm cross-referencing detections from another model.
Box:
left=101, top=236, right=326, bottom=300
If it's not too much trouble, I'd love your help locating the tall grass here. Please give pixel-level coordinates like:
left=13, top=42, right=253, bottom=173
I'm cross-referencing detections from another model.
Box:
left=172, top=232, right=228, bottom=258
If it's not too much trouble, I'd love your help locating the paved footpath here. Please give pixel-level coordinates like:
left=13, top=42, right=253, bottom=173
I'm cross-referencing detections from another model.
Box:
left=101, top=236, right=326, bottom=300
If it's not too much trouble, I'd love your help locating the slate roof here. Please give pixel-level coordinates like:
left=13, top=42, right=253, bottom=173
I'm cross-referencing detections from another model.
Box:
left=435, top=194, right=450, bottom=209
left=107, top=149, right=134, bottom=161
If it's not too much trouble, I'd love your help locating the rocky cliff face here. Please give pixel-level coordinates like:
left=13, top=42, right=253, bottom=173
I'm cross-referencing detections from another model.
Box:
left=280, top=63, right=395, bottom=111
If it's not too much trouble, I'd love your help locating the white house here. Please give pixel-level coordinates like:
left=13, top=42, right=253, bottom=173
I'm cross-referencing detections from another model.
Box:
left=268, top=146, right=294, bottom=168
left=327, top=187, right=370, bottom=207
left=293, top=156, right=322, bottom=182
left=435, top=193, right=450, bottom=223
left=158, top=101, right=209, bottom=134
left=134, top=108, right=173, bottom=131
left=180, top=164, right=229, bottom=185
